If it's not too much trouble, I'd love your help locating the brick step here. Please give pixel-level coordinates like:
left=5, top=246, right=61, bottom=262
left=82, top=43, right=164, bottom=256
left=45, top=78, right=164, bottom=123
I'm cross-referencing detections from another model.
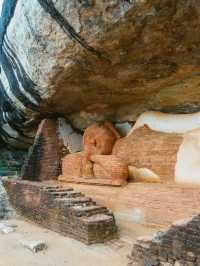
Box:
left=56, top=197, right=95, bottom=207
left=70, top=205, right=110, bottom=217
left=81, top=213, right=114, bottom=224
left=45, top=188, right=73, bottom=193
left=49, top=191, right=83, bottom=198
left=42, top=185, right=62, bottom=190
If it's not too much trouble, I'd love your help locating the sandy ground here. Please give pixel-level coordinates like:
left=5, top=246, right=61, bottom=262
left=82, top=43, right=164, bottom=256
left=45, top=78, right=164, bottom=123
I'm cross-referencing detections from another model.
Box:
left=0, top=218, right=157, bottom=266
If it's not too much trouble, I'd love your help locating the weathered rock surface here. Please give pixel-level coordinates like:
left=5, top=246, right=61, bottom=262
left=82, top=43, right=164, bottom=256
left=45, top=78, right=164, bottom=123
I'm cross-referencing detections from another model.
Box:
left=0, top=0, right=200, bottom=147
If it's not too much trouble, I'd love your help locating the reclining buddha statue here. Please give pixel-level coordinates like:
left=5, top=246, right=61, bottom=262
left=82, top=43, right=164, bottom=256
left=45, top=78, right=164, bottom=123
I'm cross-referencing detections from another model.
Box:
left=59, top=122, right=129, bottom=185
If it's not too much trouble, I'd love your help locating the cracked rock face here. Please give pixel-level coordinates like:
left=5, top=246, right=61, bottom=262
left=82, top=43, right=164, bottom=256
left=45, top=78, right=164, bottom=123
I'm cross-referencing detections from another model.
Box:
left=0, top=0, right=200, bottom=148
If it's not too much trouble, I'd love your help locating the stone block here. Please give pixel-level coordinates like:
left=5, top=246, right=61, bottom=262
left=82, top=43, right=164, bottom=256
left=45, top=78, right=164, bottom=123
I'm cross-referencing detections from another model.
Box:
left=20, top=240, right=47, bottom=253
left=0, top=223, right=16, bottom=234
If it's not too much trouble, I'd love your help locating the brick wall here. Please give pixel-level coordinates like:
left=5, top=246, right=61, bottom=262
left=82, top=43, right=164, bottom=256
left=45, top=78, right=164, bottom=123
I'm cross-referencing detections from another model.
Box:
left=21, top=119, right=61, bottom=181
left=113, top=126, right=183, bottom=181
left=130, top=215, right=200, bottom=265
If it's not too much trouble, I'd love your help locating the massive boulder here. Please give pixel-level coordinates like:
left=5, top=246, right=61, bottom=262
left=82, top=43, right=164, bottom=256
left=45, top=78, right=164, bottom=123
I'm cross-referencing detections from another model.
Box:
left=0, top=0, right=200, bottom=148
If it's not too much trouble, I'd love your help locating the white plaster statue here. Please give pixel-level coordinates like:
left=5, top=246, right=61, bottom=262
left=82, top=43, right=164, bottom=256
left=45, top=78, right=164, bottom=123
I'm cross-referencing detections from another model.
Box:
left=176, top=129, right=200, bottom=185
left=129, top=111, right=200, bottom=134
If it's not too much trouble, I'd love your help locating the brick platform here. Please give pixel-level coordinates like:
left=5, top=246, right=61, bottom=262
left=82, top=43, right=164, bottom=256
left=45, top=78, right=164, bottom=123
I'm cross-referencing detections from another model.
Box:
left=69, top=182, right=200, bottom=227
left=3, top=179, right=117, bottom=244
left=113, top=126, right=183, bottom=181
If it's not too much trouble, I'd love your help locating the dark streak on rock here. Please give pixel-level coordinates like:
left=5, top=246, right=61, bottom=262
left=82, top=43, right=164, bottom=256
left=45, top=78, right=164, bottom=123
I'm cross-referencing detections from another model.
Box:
left=1, top=47, right=39, bottom=110
left=0, top=81, right=33, bottom=147
left=37, top=0, right=110, bottom=62
left=4, top=38, right=42, bottom=104
left=0, top=80, right=26, bottom=124
left=23, top=12, right=47, bottom=50
left=0, top=0, right=43, bottom=147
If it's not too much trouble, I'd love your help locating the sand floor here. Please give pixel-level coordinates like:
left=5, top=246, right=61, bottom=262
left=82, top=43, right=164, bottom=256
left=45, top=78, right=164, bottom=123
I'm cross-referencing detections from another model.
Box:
left=0, top=217, right=157, bottom=266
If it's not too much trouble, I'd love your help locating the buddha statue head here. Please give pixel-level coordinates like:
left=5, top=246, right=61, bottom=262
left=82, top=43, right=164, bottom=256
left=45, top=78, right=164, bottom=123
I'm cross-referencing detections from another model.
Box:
left=83, top=122, right=120, bottom=160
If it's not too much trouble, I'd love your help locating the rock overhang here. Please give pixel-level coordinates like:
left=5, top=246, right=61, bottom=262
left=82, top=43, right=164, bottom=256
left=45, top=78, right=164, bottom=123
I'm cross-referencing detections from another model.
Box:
left=0, top=0, right=200, bottom=147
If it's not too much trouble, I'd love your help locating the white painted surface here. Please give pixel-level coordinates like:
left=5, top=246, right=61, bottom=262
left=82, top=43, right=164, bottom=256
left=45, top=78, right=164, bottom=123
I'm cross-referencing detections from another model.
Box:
left=176, top=129, right=200, bottom=185
left=58, top=118, right=83, bottom=153
left=128, top=166, right=161, bottom=183
left=129, top=111, right=200, bottom=134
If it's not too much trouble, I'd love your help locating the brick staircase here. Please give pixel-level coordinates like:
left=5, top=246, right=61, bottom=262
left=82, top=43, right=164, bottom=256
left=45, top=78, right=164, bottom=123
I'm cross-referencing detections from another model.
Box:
left=3, top=179, right=118, bottom=244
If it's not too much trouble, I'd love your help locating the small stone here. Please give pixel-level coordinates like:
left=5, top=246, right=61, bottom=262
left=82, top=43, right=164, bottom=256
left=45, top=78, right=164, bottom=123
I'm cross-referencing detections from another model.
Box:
left=152, top=231, right=166, bottom=243
left=0, top=223, right=16, bottom=234
left=172, top=218, right=193, bottom=227
left=78, top=0, right=94, bottom=7
left=144, top=256, right=159, bottom=266
left=138, top=235, right=153, bottom=242
left=167, top=258, right=175, bottom=265
left=174, top=261, right=181, bottom=266
left=186, top=251, right=196, bottom=262
left=20, top=240, right=47, bottom=253
left=160, top=263, right=172, bottom=266
left=186, top=262, right=195, bottom=266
